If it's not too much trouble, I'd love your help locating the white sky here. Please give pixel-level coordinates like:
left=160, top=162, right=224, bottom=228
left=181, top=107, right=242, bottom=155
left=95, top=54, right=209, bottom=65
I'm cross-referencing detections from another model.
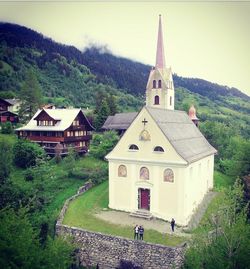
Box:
left=0, top=1, right=250, bottom=96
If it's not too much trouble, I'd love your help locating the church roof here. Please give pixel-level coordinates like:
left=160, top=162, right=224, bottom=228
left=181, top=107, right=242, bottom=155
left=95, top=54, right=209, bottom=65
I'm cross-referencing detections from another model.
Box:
left=102, top=112, right=138, bottom=130
left=146, top=107, right=217, bottom=163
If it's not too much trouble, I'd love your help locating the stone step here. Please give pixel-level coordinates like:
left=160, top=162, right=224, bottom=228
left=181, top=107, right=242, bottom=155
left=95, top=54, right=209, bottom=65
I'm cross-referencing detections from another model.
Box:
left=129, top=210, right=153, bottom=220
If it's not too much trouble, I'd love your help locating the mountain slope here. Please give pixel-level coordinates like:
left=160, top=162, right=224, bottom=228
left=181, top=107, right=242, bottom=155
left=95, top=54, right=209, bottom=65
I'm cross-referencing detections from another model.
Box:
left=0, top=22, right=249, bottom=134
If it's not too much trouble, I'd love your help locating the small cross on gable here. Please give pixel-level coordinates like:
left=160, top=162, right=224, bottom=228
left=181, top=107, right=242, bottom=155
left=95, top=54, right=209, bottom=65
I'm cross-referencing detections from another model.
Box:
left=142, top=118, right=148, bottom=126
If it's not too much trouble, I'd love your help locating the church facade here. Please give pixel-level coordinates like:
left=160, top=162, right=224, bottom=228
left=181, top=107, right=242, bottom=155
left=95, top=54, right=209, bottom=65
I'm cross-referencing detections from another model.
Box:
left=106, top=16, right=216, bottom=226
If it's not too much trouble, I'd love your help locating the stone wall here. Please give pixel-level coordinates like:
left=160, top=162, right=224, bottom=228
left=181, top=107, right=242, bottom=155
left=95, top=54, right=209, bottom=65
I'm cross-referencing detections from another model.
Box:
left=56, top=181, right=185, bottom=269
left=56, top=224, right=185, bottom=269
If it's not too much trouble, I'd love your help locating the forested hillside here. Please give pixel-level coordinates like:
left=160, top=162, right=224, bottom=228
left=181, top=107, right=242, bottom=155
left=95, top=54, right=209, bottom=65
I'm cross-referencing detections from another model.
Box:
left=0, top=23, right=142, bottom=111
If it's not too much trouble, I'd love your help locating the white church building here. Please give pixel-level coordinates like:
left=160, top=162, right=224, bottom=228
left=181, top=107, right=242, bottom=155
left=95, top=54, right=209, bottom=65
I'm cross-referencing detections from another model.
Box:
left=105, top=15, right=217, bottom=226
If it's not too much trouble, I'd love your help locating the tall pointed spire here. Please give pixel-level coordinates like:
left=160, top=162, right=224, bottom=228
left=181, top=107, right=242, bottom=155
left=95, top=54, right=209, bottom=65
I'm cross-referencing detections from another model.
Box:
left=155, top=15, right=166, bottom=69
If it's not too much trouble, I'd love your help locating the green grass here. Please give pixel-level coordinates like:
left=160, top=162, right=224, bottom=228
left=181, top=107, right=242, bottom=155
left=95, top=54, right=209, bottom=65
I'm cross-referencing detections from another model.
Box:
left=214, top=170, right=234, bottom=190
left=63, top=180, right=185, bottom=246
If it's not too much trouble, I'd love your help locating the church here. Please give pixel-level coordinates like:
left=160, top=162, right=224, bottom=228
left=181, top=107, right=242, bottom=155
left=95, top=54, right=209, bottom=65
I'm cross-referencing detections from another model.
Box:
left=105, top=16, right=217, bottom=226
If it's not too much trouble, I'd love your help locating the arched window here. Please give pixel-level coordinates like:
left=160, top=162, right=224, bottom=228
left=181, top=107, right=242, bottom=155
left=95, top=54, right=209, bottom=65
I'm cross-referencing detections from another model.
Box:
left=158, top=80, right=162, bottom=88
left=154, top=95, right=160, bottom=105
left=118, top=165, right=127, bottom=177
left=129, top=144, right=139, bottom=150
left=164, top=169, right=174, bottom=182
left=154, top=146, right=164, bottom=152
left=170, top=96, right=172, bottom=106
left=140, top=167, right=149, bottom=180
left=153, top=80, right=156, bottom=88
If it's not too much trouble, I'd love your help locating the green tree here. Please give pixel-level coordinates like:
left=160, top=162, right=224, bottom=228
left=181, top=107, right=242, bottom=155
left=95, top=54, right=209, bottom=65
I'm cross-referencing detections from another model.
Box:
left=1, top=121, right=13, bottom=134
left=62, top=148, right=77, bottom=177
left=107, top=94, right=118, bottom=115
left=13, top=139, right=45, bottom=168
left=19, top=70, right=42, bottom=122
left=90, top=130, right=119, bottom=159
left=94, top=99, right=110, bottom=131
left=220, top=136, right=250, bottom=177
left=0, top=208, right=75, bottom=269
left=184, top=179, right=250, bottom=269
left=0, top=139, right=12, bottom=184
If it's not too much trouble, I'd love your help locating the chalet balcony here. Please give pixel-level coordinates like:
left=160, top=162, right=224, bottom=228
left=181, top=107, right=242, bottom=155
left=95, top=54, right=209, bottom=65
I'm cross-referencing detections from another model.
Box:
left=26, top=135, right=64, bottom=142
left=64, top=135, right=92, bottom=142
left=43, top=146, right=88, bottom=156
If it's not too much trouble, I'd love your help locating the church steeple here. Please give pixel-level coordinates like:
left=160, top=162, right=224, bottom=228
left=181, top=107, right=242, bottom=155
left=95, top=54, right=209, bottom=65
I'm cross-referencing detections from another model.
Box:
left=145, top=15, right=175, bottom=110
left=155, top=15, right=166, bottom=69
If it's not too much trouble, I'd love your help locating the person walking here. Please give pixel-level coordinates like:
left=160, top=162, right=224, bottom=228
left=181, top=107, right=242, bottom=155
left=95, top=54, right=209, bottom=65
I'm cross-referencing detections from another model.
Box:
left=139, top=225, right=144, bottom=240
left=134, top=224, right=139, bottom=240
left=171, top=218, right=175, bottom=232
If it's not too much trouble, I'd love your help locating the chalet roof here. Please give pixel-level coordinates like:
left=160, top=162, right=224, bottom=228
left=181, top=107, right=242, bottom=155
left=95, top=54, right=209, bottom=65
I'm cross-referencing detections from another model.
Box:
left=0, top=98, right=12, bottom=106
left=0, top=110, right=18, bottom=116
left=102, top=112, right=138, bottom=130
left=5, top=98, right=21, bottom=105
left=145, top=107, right=217, bottom=163
left=16, top=108, right=94, bottom=131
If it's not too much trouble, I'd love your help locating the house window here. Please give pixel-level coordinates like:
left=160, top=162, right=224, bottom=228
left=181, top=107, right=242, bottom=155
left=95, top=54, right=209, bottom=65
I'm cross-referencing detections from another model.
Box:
left=79, top=141, right=85, bottom=147
left=158, top=80, right=162, bottom=88
left=170, top=96, right=172, bottom=106
left=154, top=95, right=160, bottom=105
left=153, top=80, right=156, bottom=88
left=118, top=165, right=127, bottom=177
left=164, top=169, right=174, bottom=182
left=129, top=144, right=139, bottom=150
left=154, top=146, right=164, bottom=152
left=73, top=120, right=79, bottom=126
left=140, top=167, right=149, bottom=180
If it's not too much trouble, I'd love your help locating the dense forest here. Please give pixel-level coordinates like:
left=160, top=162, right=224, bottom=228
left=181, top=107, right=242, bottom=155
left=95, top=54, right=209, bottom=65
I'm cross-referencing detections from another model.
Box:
left=0, top=22, right=250, bottom=268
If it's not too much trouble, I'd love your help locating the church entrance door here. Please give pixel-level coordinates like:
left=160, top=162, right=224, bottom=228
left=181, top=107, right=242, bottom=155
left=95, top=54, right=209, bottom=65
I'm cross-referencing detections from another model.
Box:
left=138, top=188, right=150, bottom=210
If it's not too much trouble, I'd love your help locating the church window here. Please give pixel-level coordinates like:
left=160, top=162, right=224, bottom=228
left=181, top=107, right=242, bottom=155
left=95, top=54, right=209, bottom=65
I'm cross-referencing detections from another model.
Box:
left=154, top=95, right=160, bottom=105
left=153, top=80, right=156, bottom=88
left=158, top=80, right=162, bottom=88
left=129, top=144, right=139, bottom=150
left=170, top=96, right=172, bottom=106
left=154, top=146, right=164, bottom=152
left=118, top=165, right=127, bottom=177
left=164, top=169, right=174, bottom=182
left=140, top=167, right=149, bottom=180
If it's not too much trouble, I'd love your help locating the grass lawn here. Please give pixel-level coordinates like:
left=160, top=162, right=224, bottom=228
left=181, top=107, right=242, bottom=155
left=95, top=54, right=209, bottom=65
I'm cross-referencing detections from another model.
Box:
left=63, top=180, right=186, bottom=247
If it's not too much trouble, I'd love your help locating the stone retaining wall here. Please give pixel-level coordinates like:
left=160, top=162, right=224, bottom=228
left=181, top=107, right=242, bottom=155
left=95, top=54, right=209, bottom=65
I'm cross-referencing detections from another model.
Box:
left=56, top=224, right=185, bottom=269
left=56, top=181, right=185, bottom=268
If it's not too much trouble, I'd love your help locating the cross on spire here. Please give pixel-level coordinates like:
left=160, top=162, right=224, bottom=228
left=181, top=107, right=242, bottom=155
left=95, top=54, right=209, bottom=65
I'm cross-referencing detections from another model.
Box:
left=155, top=14, right=166, bottom=69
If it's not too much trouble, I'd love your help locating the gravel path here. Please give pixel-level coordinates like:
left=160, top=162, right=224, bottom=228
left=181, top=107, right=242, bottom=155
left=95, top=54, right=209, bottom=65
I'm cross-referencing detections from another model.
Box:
left=95, top=210, right=189, bottom=237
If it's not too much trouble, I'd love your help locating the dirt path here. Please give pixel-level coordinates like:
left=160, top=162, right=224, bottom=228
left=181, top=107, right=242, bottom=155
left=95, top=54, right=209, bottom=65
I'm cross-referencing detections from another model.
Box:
left=95, top=210, right=190, bottom=237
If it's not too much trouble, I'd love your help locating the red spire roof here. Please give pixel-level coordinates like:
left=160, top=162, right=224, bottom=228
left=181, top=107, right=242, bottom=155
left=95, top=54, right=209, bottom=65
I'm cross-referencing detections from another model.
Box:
left=155, top=15, right=166, bottom=69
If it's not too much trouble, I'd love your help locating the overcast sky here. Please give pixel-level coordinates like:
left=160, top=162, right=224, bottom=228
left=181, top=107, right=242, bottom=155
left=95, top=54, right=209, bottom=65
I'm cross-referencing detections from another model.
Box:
left=0, top=1, right=250, bottom=96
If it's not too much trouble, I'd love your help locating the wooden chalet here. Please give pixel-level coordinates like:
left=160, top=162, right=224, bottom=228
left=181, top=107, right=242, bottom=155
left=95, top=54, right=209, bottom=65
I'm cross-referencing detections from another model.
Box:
left=0, top=98, right=19, bottom=123
left=16, top=108, right=94, bottom=156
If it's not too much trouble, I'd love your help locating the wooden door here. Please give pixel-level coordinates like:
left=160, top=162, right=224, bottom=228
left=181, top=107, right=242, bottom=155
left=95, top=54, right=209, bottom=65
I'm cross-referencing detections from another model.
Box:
left=139, top=188, right=150, bottom=210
